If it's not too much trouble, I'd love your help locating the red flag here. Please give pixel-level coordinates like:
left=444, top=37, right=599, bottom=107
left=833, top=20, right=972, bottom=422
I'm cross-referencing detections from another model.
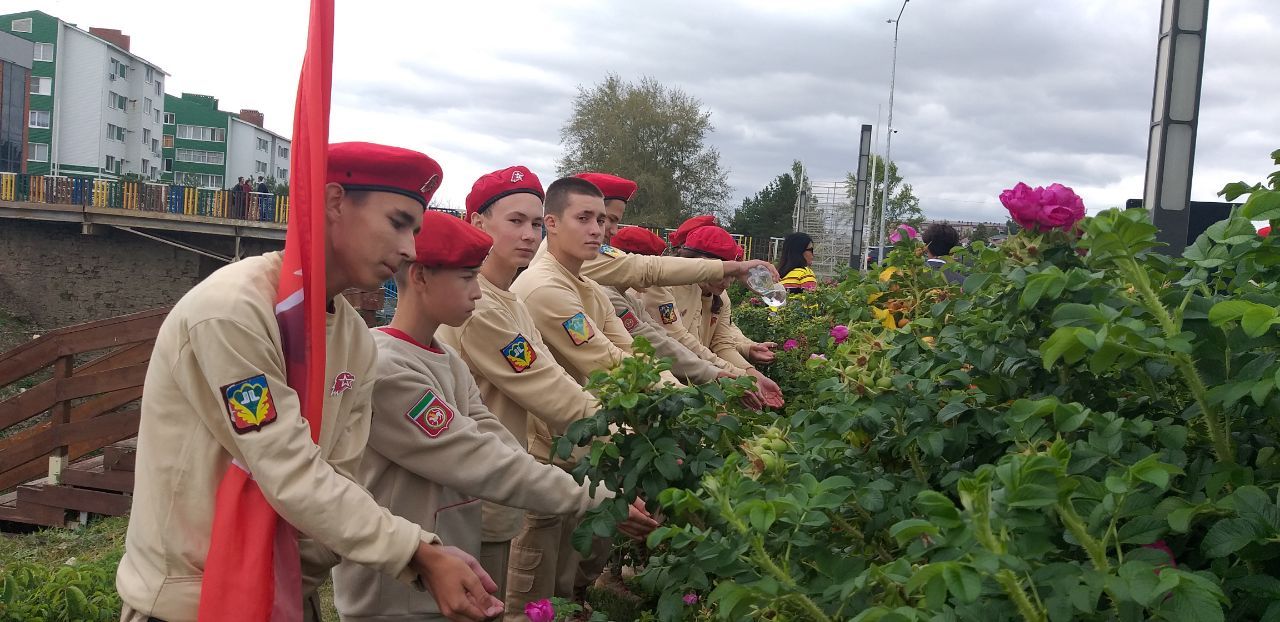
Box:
left=198, top=0, right=333, bottom=619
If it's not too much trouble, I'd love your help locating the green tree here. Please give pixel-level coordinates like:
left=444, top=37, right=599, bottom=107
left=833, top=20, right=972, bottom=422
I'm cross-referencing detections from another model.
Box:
left=970, top=222, right=995, bottom=244
left=558, top=74, right=731, bottom=227
left=731, top=160, right=806, bottom=237
left=846, top=155, right=923, bottom=241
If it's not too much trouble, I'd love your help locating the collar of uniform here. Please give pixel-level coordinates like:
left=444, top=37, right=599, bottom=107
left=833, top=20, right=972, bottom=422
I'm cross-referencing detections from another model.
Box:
left=377, top=326, right=445, bottom=354
left=478, top=272, right=517, bottom=302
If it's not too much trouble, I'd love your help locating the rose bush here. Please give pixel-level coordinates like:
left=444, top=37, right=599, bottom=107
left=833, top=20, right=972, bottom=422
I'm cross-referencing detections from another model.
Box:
left=555, top=151, right=1280, bottom=621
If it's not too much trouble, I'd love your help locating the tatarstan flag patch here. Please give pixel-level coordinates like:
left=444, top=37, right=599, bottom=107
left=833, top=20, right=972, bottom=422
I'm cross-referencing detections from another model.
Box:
left=562, top=312, right=595, bottom=346
left=222, top=374, right=278, bottom=434
left=658, top=303, right=678, bottom=325
left=501, top=334, right=537, bottom=373
left=406, top=389, right=454, bottom=438
left=617, top=308, right=641, bottom=333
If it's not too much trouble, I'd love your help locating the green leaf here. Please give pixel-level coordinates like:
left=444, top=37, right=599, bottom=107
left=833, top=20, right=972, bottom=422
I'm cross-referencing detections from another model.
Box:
left=889, top=518, right=939, bottom=545
left=943, top=564, right=982, bottom=603
left=1042, top=327, right=1090, bottom=369
left=619, top=392, right=640, bottom=409
left=1201, top=517, right=1267, bottom=558
left=1119, top=560, right=1160, bottom=606
left=1052, top=303, right=1109, bottom=327
left=1159, top=570, right=1226, bottom=622
left=937, top=402, right=970, bottom=423
left=963, top=273, right=994, bottom=295
left=1242, top=189, right=1280, bottom=221
left=747, top=501, right=776, bottom=532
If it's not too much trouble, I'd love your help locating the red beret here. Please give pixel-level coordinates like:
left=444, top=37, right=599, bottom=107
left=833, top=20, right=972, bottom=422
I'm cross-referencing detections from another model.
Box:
left=683, top=225, right=741, bottom=262
left=466, top=165, right=545, bottom=219
left=413, top=210, right=493, bottom=269
left=328, top=142, right=443, bottom=208
left=574, top=172, right=638, bottom=202
left=610, top=226, right=667, bottom=256
left=670, top=215, right=717, bottom=248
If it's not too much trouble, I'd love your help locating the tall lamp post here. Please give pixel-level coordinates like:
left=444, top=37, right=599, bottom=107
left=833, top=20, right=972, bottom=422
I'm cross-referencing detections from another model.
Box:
left=875, top=0, right=909, bottom=259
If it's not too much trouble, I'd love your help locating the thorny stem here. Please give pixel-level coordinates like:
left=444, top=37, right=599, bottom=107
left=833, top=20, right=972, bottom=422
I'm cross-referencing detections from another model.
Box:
left=1056, top=498, right=1110, bottom=572
left=996, top=570, right=1047, bottom=622
left=1122, top=257, right=1234, bottom=463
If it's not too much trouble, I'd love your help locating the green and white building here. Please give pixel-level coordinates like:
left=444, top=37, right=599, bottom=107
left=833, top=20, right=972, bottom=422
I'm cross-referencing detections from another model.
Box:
left=1, top=10, right=168, bottom=180
left=161, top=93, right=290, bottom=189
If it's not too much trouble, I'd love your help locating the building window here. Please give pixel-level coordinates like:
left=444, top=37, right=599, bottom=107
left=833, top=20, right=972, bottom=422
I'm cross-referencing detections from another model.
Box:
left=145, top=66, right=154, bottom=83
left=33, top=43, right=53, bottom=62
left=163, top=135, right=173, bottom=148
left=141, top=158, right=150, bottom=173
left=164, top=158, right=172, bottom=172
left=27, top=142, right=49, bottom=162
left=151, top=138, right=160, bottom=154
left=150, top=166, right=158, bottom=179
left=109, top=58, right=126, bottom=80
left=11, top=18, right=32, bottom=33
left=30, top=76, right=51, bottom=96
left=155, top=80, right=161, bottom=96
left=105, top=155, right=117, bottom=171
left=255, top=161, right=268, bottom=175
left=143, top=128, right=151, bottom=144
left=278, top=145, right=289, bottom=158
left=276, top=167, right=287, bottom=179
left=144, top=97, right=153, bottom=113
left=108, top=92, right=127, bottom=110
left=153, top=108, right=160, bottom=124
left=176, top=124, right=225, bottom=142
left=107, top=123, right=125, bottom=141
left=256, top=137, right=269, bottom=151
left=175, top=148, right=225, bottom=165
left=175, top=172, right=223, bottom=188
left=163, top=112, right=175, bottom=125
left=29, top=110, right=50, bottom=129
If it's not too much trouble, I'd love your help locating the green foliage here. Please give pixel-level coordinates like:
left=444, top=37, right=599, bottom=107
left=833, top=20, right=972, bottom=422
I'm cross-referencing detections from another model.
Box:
left=555, top=148, right=1280, bottom=621
left=0, top=556, right=122, bottom=621
left=846, top=155, right=924, bottom=236
left=731, top=161, right=805, bottom=238
left=558, top=74, right=731, bottom=226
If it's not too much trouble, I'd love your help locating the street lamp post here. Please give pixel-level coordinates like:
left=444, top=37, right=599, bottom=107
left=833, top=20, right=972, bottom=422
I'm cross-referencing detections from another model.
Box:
left=875, top=0, right=909, bottom=260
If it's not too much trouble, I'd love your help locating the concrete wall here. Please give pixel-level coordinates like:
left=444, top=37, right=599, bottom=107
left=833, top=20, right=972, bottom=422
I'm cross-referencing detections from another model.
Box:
left=0, top=219, right=283, bottom=327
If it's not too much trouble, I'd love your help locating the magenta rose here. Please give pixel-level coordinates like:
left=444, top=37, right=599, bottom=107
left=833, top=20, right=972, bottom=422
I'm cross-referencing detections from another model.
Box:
left=683, top=593, right=700, bottom=605
left=1038, top=183, right=1086, bottom=228
left=830, top=325, right=850, bottom=344
left=783, top=339, right=799, bottom=351
left=999, top=182, right=1043, bottom=230
left=525, top=599, right=555, bottom=622
left=888, top=224, right=918, bottom=244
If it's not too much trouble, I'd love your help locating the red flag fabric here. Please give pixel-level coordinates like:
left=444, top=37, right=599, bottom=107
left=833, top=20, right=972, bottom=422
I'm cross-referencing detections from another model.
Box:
left=198, top=0, right=333, bottom=619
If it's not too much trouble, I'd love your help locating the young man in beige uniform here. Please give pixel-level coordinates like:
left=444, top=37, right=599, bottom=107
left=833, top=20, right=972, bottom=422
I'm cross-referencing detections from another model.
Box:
left=333, top=211, right=637, bottom=621
left=509, top=177, right=683, bottom=607
left=117, top=143, right=503, bottom=622
left=435, top=167, right=657, bottom=620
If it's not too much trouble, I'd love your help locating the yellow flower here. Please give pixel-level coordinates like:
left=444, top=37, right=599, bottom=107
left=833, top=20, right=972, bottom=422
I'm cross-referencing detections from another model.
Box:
left=879, top=266, right=899, bottom=282
left=867, top=292, right=886, bottom=304
left=871, top=306, right=897, bottom=330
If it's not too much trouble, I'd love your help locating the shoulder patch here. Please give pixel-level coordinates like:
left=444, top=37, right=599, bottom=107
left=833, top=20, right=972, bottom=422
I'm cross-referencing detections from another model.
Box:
left=562, top=311, right=596, bottom=346
left=617, top=308, right=641, bottom=333
left=222, top=374, right=278, bottom=434
left=406, top=388, right=454, bottom=438
left=658, top=303, right=678, bottom=325
left=600, top=244, right=624, bottom=258
left=501, top=334, right=538, bottom=373
left=330, top=371, right=356, bottom=397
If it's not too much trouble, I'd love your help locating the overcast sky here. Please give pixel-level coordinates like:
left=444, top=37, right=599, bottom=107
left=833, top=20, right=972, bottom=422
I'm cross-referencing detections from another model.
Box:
left=36, top=0, right=1280, bottom=222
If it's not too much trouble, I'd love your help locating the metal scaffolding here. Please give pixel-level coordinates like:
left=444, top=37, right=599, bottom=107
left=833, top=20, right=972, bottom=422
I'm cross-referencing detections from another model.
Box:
left=794, top=178, right=856, bottom=279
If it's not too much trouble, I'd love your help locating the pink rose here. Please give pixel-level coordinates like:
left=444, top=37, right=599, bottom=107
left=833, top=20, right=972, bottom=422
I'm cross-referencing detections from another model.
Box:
left=783, top=339, right=799, bottom=351
left=830, top=325, right=849, bottom=344
left=1038, top=183, right=1086, bottom=228
left=525, top=599, right=555, bottom=622
left=888, top=224, right=918, bottom=244
left=999, top=182, right=1043, bottom=230
left=683, top=593, right=700, bottom=605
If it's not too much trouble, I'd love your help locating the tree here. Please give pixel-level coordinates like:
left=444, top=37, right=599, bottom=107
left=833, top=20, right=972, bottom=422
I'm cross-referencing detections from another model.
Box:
left=731, top=160, right=805, bottom=237
left=970, top=222, right=995, bottom=244
left=558, top=74, right=731, bottom=227
left=846, top=155, right=923, bottom=243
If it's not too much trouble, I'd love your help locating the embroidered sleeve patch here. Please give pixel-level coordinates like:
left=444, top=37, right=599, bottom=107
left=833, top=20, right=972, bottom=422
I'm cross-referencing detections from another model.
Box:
left=562, top=311, right=596, bottom=346
left=406, top=388, right=454, bottom=438
left=617, top=308, right=641, bottom=333
left=600, top=244, right=624, bottom=258
left=658, top=303, right=678, bottom=325
left=222, top=374, right=278, bottom=434
left=501, top=334, right=538, bottom=373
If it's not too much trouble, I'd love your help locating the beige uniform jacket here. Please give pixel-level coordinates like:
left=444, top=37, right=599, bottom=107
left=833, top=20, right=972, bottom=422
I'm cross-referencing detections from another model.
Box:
left=642, top=284, right=748, bottom=376
left=603, top=285, right=721, bottom=384
left=654, top=284, right=757, bottom=370
left=534, top=239, right=724, bottom=288
left=117, top=253, right=430, bottom=622
left=437, top=274, right=601, bottom=540
left=332, top=329, right=603, bottom=621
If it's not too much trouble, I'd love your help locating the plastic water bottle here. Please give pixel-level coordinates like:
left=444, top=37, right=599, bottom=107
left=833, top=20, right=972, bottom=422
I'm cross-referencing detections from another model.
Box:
left=746, top=266, right=788, bottom=308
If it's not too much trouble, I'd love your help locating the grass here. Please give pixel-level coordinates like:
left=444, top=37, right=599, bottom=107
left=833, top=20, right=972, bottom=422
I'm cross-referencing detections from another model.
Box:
left=0, top=516, right=128, bottom=569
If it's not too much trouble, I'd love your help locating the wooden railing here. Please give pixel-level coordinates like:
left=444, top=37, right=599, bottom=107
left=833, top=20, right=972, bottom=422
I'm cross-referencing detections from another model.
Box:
left=0, top=309, right=167, bottom=494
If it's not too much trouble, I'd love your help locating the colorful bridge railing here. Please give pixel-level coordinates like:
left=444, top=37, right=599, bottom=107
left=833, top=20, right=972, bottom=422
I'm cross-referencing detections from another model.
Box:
left=0, top=173, right=289, bottom=224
